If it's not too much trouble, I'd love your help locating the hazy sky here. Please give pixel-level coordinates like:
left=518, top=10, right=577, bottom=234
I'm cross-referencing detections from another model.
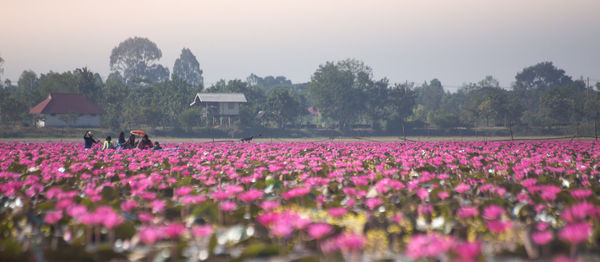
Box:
left=1, top=0, right=599, bottom=90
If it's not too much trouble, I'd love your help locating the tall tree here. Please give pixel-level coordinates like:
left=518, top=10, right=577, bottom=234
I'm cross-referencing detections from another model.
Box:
left=266, top=88, right=303, bottom=128
left=309, top=60, right=365, bottom=129
left=0, top=55, right=4, bottom=79
left=74, top=67, right=103, bottom=104
left=110, top=37, right=169, bottom=85
left=172, top=48, right=204, bottom=87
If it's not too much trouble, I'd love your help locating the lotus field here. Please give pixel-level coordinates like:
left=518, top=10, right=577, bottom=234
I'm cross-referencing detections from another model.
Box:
left=2, top=141, right=600, bottom=261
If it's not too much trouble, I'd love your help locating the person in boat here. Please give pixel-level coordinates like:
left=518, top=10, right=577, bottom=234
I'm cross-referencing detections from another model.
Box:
left=137, top=134, right=154, bottom=150
left=153, top=141, right=163, bottom=151
left=116, top=132, right=126, bottom=150
left=103, top=136, right=115, bottom=150
left=125, top=134, right=137, bottom=149
left=83, top=131, right=99, bottom=149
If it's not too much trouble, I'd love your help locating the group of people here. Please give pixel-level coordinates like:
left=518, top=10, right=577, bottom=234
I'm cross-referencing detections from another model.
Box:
left=84, top=131, right=162, bottom=150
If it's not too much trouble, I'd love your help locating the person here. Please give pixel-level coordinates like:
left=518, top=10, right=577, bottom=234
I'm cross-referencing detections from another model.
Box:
left=83, top=131, right=99, bottom=149
left=103, top=136, right=115, bottom=150
left=125, top=134, right=137, bottom=149
left=137, top=134, right=154, bottom=150
left=116, top=132, right=126, bottom=150
left=153, top=141, right=163, bottom=151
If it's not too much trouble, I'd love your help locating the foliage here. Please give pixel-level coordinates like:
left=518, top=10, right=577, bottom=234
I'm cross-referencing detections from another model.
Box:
left=172, top=48, right=204, bottom=87
left=109, top=37, right=169, bottom=85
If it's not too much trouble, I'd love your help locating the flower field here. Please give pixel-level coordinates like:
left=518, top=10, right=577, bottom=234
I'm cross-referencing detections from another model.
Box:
left=1, top=141, right=600, bottom=261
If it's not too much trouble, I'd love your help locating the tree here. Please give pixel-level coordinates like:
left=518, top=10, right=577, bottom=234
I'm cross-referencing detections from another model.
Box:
left=172, top=48, right=204, bottom=87
left=110, top=37, right=169, bottom=85
left=74, top=67, right=103, bottom=104
left=17, top=70, right=41, bottom=108
left=266, top=88, right=304, bottom=128
left=514, top=62, right=572, bottom=91
left=309, top=60, right=364, bottom=129
left=0, top=55, right=4, bottom=79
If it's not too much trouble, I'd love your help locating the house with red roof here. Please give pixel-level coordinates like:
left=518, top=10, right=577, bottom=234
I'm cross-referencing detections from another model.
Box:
left=29, top=93, right=105, bottom=127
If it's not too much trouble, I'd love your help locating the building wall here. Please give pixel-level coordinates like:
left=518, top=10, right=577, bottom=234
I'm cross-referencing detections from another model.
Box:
left=218, top=102, right=240, bottom=116
left=37, top=114, right=101, bottom=127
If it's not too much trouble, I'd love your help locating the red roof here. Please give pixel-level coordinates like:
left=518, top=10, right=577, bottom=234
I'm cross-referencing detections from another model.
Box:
left=29, top=93, right=105, bottom=115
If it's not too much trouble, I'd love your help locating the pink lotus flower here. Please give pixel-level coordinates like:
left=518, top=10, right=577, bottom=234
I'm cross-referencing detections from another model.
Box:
left=139, top=226, right=162, bottom=244
left=327, top=207, right=347, bottom=218
left=271, top=220, right=294, bottom=238
left=454, top=241, right=481, bottom=261
left=571, top=189, right=592, bottom=200
left=307, top=223, right=332, bottom=239
left=454, top=183, right=471, bottom=193
left=437, top=191, right=450, bottom=200
left=406, top=233, right=456, bottom=259
left=532, top=231, right=553, bottom=245
left=483, top=205, right=505, bottom=220
left=559, top=222, right=591, bottom=244
left=282, top=187, right=310, bottom=200
left=174, top=186, right=192, bottom=197
left=162, top=223, right=185, bottom=239
left=259, top=200, right=280, bottom=211
left=191, top=225, right=213, bottom=238
left=220, top=201, right=237, bottom=212
left=487, top=220, right=512, bottom=234
left=239, top=189, right=264, bottom=203
left=336, top=232, right=366, bottom=252
left=365, top=197, right=383, bottom=210
left=138, top=212, right=154, bottom=223
left=416, top=188, right=429, bottom=200
left=457, top=206, right=479, bottom=218
left=151, top=199, right=166, bottom=213
left=44, top=210, right=63, bottom=224
left=121, top=200, right=137, bottom=212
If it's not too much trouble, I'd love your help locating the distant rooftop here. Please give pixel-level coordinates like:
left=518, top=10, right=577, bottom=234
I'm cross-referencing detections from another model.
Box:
left=194, top=93, right=247, bottom=103
left=29, top=93, right=105, bottom=115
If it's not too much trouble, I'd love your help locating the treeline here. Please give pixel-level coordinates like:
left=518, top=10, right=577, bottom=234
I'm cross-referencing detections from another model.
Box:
left=1, top=36, right=599, bottom=136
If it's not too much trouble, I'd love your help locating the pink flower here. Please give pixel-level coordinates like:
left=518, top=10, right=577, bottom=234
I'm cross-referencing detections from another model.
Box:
left=271, top=221, right=294, bottom=238
left=327, top=207, right=347, bottom=218
left=191, top=225, right=213, bottom=238
left=437, top=191, right=450, bottom=200
left=487, top=220, right=512, bottom=234
left=532, top=231, right=553, bottom=245
left=174, top=186, right=192, bottom=197
left=282, top=187, right=310, bottom=200
left=44, top=210, right=63, bottom=224
left=138, top=212, right=154, bottom=223
left=220, top=201, right=237, bottom=212
left=257, top=213, right=279, bottom=227
left=483, top=205, right=505, bottom=220
left=121, top=200, right=137, bottom=212
left=406, top=233, right=456, bottom=259
left=418, top=204, right=433, bottom=216
left=259, top=200, right=280, bottom=211
left=151, top=200, right=166, bottom=213
left=454, top=183, right=471, bottom=193
left=101, top=211, right=124, bottom=229
left=559, top=222, right=591, bottom=244
left=307, top=223, right=332, bottom=239
left=139, top=226, right=162, bottom=244
left=416, top=188, right=429, bottom=200
left=570, top=189, right=592, bottom=200
left=336, top=232, right=366, bottom=252
left=162, top=223, right=185, bottom=239
left=457, top=206, right=479, bottom=219
left=365, top=198, right=383, bottom=210
left=239, top=189, right=264, bottom=203
left=454, top=241, right=481, bottom=261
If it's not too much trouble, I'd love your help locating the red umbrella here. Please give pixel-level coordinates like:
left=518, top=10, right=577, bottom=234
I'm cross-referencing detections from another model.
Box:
left=130, top=130, right=146, bottom=136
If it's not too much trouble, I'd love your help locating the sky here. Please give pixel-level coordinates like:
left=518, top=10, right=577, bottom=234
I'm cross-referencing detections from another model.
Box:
left=1, top=0, right=599, bottom=90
